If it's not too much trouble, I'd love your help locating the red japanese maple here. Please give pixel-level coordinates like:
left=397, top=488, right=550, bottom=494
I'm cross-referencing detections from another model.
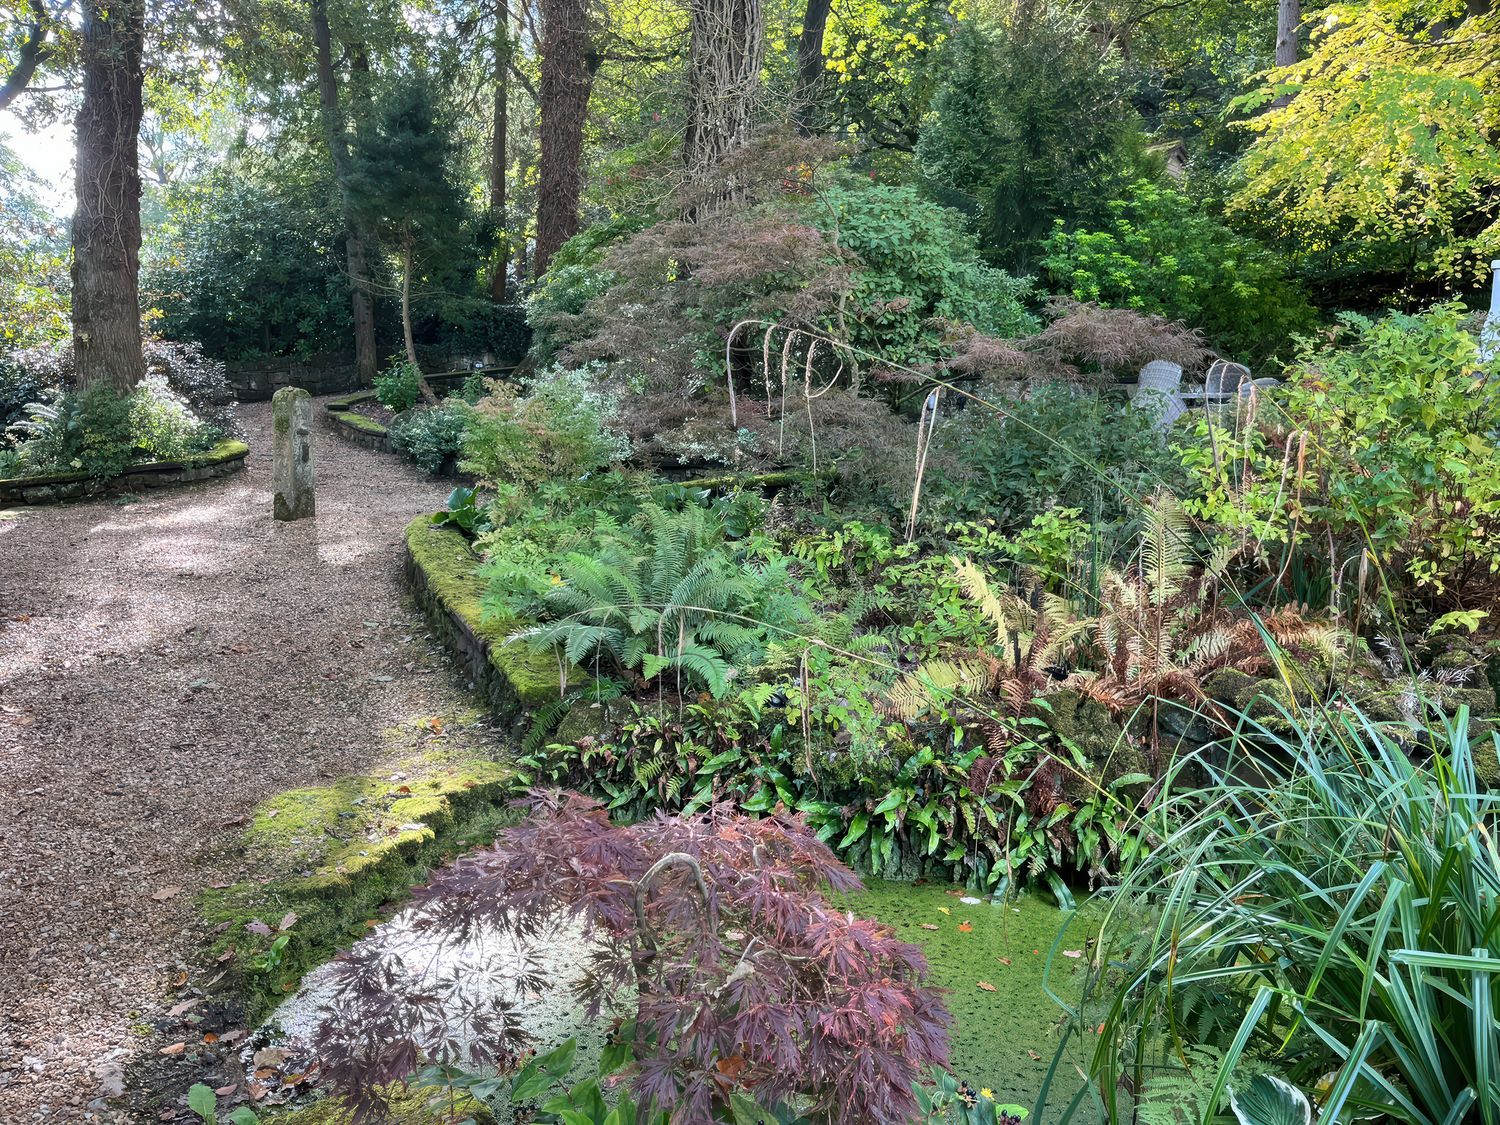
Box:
left=314, top=790, right=951, bottom=1124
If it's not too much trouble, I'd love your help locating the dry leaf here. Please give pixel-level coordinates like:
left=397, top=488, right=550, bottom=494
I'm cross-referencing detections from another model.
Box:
left=215, top=1085, right=238, bottom=1096
left=936, top=906, right=951, bottom=915
left=957, top=921, right=973, bottom=932
left=172, top=971, right=189, bottom=987
left=151, top=885, right=183, bottom=902
left=977, top=981, right=997, bottom=992
left=219, top=1030, right=248, bottom=1045
left=997, top=956, right=1012, bottom=966
left=167, top=999, right=201, bottom=1017
left=216, top=947, right=235, bottom=963
left=1027, top=1049, right=1042, bottom=1061
left=244, top=920, right=273, bottom=936
left=1062, top=949, right=1082, bottom=958
left=919, top=923, right=940, bottom=931
left=159, top=1042, right=186, bottom=1056
left=202, top=1032, right=219, bottom=1044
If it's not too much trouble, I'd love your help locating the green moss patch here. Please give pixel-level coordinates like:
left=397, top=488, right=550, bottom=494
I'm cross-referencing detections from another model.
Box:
left=405, top=516, right=586, bottom=713
left=324, top=390, right=378, bottom=413
left=267, top=1086, right=493, bottom=1124
left=199, top=711, right=520, bottom=1021
left=332, top=411, right=389, bottom=436
left=840, top=881, right=1105, bottom=1116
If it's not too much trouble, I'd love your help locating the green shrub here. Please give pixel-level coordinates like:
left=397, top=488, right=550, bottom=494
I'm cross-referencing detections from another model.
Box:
left=1180, top=304, right=1500, bottom=607
left=130, top=376, right=220, bottom=461
left=488, top=502, right=808, bottom=697
left=1075, top=703, right=1500, bottom=1123
left=1041, top=179, right=1317, bottom=366
left=461, top=365, right=629, bottom=490
left=8, top=377, right=218, bottom=479
left=816, top=182, right=1038, bottom=363
left=373, top=359, right=424, bottom=412
left=11, top=384, right=135, bottom=479
left=927, top=382, right=1187, bottom=554
left=389, top=398, right=475, bottom=475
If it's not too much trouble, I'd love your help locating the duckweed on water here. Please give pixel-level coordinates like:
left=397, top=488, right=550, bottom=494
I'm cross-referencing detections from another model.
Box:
left=841, top=880, right=1106, bottom=1118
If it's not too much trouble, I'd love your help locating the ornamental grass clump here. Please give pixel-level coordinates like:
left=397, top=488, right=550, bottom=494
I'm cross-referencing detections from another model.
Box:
left=1071, top=702, right=1500, bottom=1124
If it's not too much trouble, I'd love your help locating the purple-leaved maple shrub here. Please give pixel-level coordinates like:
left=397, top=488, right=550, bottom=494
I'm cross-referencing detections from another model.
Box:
left=314, top=790, right=952, bottom=1124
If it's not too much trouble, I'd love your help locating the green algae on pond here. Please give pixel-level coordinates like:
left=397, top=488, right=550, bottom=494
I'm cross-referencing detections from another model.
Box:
left=840, top=880, right=1104, bottom=1118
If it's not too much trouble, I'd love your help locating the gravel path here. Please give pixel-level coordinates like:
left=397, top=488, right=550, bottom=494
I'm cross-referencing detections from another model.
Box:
left=0, top=400, right=478, bottom=1122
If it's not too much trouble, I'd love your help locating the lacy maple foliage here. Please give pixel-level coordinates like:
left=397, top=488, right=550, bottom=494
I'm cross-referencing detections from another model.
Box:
left=315, top=791, right=951, bottom=1124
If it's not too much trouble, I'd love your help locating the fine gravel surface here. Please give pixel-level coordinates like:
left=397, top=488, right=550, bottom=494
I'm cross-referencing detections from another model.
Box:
left=0, top=399, right=488, bottom=1122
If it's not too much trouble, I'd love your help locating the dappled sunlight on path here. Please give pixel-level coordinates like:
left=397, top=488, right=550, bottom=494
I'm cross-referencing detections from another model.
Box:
left=0, top=400, right=474, bottom=1122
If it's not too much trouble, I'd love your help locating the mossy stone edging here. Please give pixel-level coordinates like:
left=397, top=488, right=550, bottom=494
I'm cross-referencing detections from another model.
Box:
left=403, top=516, right=588, bottom=734
left=323, top=390, right=392, bottom=452
left=0, top=439, right=250, bottom=505
left=200, top=737, right=519, bottom=1023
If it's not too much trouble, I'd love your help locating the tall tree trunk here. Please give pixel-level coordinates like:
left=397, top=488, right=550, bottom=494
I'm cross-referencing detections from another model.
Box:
left=683, top=0, right=764, bottom=217
left=534, top=0, right=595, bottom=278
left=490, top=0, right=513, bottom=302
left=72, top=0, right=146, bottom=392
left=311, top=0, right=379, bottom=383
left=1275, top=0, right=1299, bottom=66
left=791, top=0, right=832, bottom=133
left=401, top=234, right=418, bottom=367
left=1272, top=0, right=1299, bottom=107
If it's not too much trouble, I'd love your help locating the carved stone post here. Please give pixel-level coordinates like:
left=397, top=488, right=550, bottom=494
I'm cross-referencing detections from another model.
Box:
left=272, top=386, right=316, bottom=521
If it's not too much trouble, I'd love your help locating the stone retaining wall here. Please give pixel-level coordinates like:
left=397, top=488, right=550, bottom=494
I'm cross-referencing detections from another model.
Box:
left=225, top=353, right=361, bottom=402
left=323, top=391, right=392, bottom=452
left=0, top=440, right=250, bottom=506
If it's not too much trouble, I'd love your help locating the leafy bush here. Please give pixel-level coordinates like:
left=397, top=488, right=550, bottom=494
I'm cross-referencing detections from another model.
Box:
left=489, top=502, right=808, bottom=697
left=0, top=351, right=49, bottom=446
left=388, top=398, right=475, bottom=474
left=1041, top=179, right=1316, bottom=366
left=816, top=182, right=1038, bottom=362
left=1075, top=704, right=1500, bottom=1123
left=461, top=365, right=629, bottom=490
left=315, top=792, right=952, bottom=1125
left=8, top=377, right=221, bottom=479
left=372, top=359, right=424, bottom=412
left=10, top=384, right=136, bottom=479
left=143, top=171, right=354, bottom=361
left=2, top=337, right=237, bottom=442
left=926, top=382, right=1187, bottom=551
left=1180, top=304, right=1500, bottom=608
left=916, top=12, right=1143, bottom=268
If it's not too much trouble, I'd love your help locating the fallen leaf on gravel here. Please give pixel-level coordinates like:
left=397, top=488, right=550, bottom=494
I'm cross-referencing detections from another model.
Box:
left=977, top=981, right=997, bottom=992
left=278, top=912, right=298, bottom=931
left=918, top=923, right=939, bottom=931
left=248, top=1081, right=267, bottom=1101
left=244, top=920, right=273, bottom=935
left=173, top=971, right=189, bottom=986
left=215, top=1085, right=238, bottom=1096
left=167, top=999, right=200, bottom=1017
left=253, top=1048, right=290, bottom=1069
left=159, top=1042, right=186, bottom=1056
left=152, top=885, right=183, bottom=901
left=218, top=1030, right=247, bottom=1045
